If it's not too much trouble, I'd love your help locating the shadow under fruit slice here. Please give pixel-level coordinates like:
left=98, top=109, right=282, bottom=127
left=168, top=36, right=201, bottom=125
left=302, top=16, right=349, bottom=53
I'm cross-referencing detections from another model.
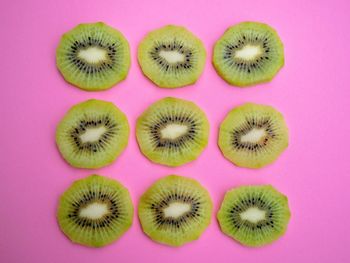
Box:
left=138, top=25, right=206, bottom=88
left=213, top=22, right=284, bottom=87
left=218, top=103, right=288, bottom=168
left=56, top=22, right=130, bottom=91
left=138, top=175, right=212, bottom=246
left=57, top=175, right=133, bottom=247
left=136, top=97, right=209, bottom=167
left=217, top=185, right=291, bottom=247
left=56, top=99, right=129, bottom=169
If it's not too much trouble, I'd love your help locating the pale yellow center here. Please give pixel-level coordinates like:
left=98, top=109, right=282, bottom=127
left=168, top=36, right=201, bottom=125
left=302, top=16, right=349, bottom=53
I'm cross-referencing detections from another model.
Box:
left=163, top=202, right=191, bottom=218
left=235, top=45, right=262, bottom=60
left=240, top=207, right=266, bottom=223
left=241, top=128, right=266, bottom=144
left=78, top=46, right=107, bottom=64
left=79, top=126, right=106, bottom=143
left=159, top=50, right=185, bottom=64
left=79, top=202, right=109, bottom=220
left=160, top=124, right=188, bottom=140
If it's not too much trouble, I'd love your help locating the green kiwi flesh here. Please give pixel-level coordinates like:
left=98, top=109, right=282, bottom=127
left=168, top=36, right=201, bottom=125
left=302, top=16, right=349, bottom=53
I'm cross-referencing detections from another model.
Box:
left=138, top=25, right=206, bottom=88
left=56, top=99, right=129, bottom=169
left=217, top=185, right=291, bottom=247
left=138, top=175, right=213, bottom=246
left=57, top=175, right=133, bottom=247
left=218, top=103, right=288, bottom=168
left=56, top=22, right=130, bottom=91
left=136, top=97, right=209, bottom=167
left=213, top=22, right=284, bottom=87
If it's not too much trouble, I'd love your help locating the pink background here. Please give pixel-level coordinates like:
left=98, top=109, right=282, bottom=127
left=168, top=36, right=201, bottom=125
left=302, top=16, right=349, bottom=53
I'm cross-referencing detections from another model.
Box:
left=1, top=0, right=350, bottom=262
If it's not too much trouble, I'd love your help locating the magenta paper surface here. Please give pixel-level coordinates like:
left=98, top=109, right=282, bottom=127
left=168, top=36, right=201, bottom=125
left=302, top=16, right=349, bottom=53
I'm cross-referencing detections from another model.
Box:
left=1, top=0, right=350, bottom=262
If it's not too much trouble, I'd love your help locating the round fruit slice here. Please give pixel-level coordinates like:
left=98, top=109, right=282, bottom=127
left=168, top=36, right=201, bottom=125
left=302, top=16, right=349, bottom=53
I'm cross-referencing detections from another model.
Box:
left=138, top=25, right=206, bottom=88
left=136, top=97, right=209, bottom=167
left=217, top=185, right=291, bottom=247
left=138, top=175, right=213, bottom=246
left=57, top=175, right=133, bottom=247
left=56, top=22, right=130, bottom=91
left=218, top=103, right=288, bottom=168
left=56, top=99, right=129, bottom=169
left=213, top=22, right=284, bottom=87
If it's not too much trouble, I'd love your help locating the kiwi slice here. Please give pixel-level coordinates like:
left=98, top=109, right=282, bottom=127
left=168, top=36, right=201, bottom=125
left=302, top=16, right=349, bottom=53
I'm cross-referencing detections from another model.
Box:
left=217, top=185, right=291, bottom=247
left=218, top=103, right=288, bottom=168
left=56, top=22, right=130, bottom=91
left=57, top=175, right=133, bottom=247
left=136, top=97, right=209, bottom=166
left=213, top=22, right=284, bottom=87
left=56, top=99, right=129, bottom=169
left=138, top=175, right=212, bottom=246
left=138, top=25, right=206, bottom=88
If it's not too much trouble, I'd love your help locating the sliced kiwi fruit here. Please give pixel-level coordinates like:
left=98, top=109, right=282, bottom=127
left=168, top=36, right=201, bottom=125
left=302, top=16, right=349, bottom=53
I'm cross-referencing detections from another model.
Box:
left=138, top=25, right=206, bottom=88
left=57, top=175, right=133, bottom=247
left=56, top=22, right=130, bottom=91
left=138, top=175, right=212, bottom=246
left=213, top=22, right=284, bottom=87
left=56, top=99, right=129, bottom=169
left=218, top=103, right=288, bottom=168
left=217, top=185, right=291, bottom=247
left=136, top=97, right=209, bottom=166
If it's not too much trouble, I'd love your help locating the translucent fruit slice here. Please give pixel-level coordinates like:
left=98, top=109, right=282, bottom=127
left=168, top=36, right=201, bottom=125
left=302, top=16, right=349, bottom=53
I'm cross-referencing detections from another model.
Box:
left=217, top=185, right=291, bottom=247
left=138, top=175, right=213, bottom=246
left=218, top=103, right=288, bottom=168
left=213, top=22, right=284, bottom=87
left=56, top=22, right=130, bottom=91
left=136, top=97, right=209, bottom=167
left=138, top=25, right=206, bottom=88
left=56, top=99, right=129, bottom=169
left=57, top=175, right=133, bottom=247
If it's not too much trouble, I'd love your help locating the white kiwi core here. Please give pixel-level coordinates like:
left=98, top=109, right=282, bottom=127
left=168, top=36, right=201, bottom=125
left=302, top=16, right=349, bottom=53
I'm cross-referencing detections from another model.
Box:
left=163, top=202, right=191, bottom=218
left=79, top=202, right=109, bottom=220
left=79, top=126, right=106, bottom=143
left=159, top=50, right=185, bottom=64
left=160, top=124, right=188, bottom=140
left=235, top=45, right=262, bottom=60
left=240, top=207, right=266, bottom=223
left=78, top=46, right=108, bottom=64
left=240, top=128, right=266, bottom=144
